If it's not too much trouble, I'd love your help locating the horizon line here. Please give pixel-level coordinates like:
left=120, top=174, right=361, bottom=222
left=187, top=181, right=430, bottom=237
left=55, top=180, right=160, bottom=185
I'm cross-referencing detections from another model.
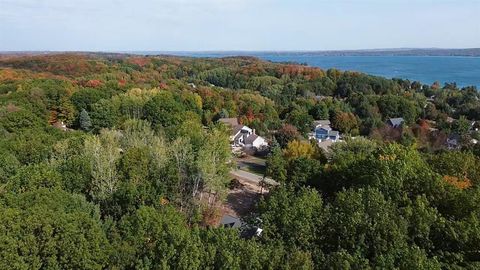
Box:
left=1, top=47, right=480, bottom=54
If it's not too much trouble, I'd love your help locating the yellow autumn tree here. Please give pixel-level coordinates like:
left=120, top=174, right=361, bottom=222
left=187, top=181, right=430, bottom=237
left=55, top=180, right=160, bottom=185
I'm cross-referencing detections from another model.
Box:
left=283, top=140, right=316, bottom=160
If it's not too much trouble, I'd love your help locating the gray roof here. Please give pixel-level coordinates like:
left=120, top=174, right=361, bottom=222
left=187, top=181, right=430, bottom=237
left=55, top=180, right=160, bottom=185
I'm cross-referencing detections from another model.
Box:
left=328, top=130, right=339, bottom=137
left=314, top=95, right=328, bottom=101
left=313, top=120, right=331, bottom=128
left=318, top=140, right=334, bottom=152
left=245, top=134, right=259, bottom=145
left=231, top=125, right=244, bottom=137
left=388, top=118, right=405, bottom=127
left=220, top=215, right=242, bottom=228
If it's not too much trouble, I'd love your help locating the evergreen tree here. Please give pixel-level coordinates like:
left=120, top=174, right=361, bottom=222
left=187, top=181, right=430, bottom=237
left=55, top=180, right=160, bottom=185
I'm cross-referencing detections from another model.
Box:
left=79, top=109, right=92, bottom=131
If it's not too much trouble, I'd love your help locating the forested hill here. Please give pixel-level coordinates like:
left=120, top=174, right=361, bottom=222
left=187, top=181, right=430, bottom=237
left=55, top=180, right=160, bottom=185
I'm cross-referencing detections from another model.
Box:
left=1, top=53, right=480, bottom=269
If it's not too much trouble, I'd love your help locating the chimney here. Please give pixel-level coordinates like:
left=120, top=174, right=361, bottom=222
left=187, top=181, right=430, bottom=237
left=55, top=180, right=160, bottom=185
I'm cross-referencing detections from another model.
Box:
left=252, top=129, right=256, bottom=135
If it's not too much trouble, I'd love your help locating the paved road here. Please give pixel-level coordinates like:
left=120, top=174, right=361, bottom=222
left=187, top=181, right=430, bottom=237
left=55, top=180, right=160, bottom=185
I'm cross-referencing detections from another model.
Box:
left=229, top=169, right=278, bottom=186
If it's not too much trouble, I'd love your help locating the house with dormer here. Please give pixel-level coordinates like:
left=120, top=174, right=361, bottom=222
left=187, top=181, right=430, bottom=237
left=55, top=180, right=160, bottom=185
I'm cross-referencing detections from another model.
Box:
left=218, top=118, right=268, bottom=150
left=312, top=120, right=340, bottom=142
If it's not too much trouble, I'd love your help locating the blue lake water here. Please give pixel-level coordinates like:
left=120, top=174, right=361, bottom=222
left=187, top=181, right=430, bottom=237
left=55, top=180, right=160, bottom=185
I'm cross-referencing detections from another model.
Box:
left=160, top=52, right=480, bottom=87
left=260, top=55, right=480, bottom=88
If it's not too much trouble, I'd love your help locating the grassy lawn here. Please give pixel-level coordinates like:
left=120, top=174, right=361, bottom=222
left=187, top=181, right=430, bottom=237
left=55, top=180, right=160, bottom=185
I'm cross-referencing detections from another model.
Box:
left=236, top=156, right=267, bottom=176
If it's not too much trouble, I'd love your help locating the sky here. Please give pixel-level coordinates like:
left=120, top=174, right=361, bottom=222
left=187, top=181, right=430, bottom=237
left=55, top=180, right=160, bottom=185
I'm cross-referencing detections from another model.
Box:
left=0, top=0, right=479, bottom=51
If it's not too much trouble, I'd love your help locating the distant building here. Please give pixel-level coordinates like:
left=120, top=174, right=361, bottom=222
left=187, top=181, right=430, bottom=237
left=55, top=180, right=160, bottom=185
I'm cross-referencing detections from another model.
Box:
left=386, top=118, right=405, bottom=128
left=218, top=118, right=268, bottom=150
left=447, top=134, right=460, bottom=149
left=314, top=95, right=329, bottom=101
left=470, top=121, right=478, bottom=132
left=241, top=227, right=263, bottom=239
left=312, top=120, right=340, bottom=142
left=52, top=121, right=68, bottom=131
left=218, top=117, right=239, bottom=127
left=219, top=214, right=263, bottom=239
left=244, top=133, right=268, bottom=149
left=446, top=117, right=455, bottom=124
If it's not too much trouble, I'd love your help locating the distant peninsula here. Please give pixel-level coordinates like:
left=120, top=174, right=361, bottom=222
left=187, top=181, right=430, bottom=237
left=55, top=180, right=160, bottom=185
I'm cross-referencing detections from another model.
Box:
left=155, top=48, right=480, bottom=57
left=265, top=48, right=480, bottom=57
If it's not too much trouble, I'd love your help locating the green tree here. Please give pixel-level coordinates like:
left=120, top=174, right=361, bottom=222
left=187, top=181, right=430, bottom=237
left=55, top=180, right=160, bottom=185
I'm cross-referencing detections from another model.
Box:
left=7, top=162, right=62, bottom=193
left=452, top=116, right=471, bottom=136
left=0, top=189, right=109, bottom=270
left=90, top=99, right=120, bottom=131
left=196, top=126, right=232, bottom=198
left=111, top=206, right=202, bottom=269
left=286, top=108, right=314, bottom=135
left=323, top=188, right=411, bottom=268
left=332, top=112, right=360, bottom=135
left=265, top=145, right=288, bottom=183
left=50, top=136, right=92, bottom=194
left=425, top=150, right=480, bottom=186
left=144, top=91, right=186, bottom=132
left=257, top=186, right=325, bottom=252
left=0, top=151, right=20, bottom=184
left=84, top=130, right=122, bottom=201
left=286, top=157, right=322, bottom=188
left=377, top=95, right=419, bottom=123
left=309, top=102, right=330, bottom=120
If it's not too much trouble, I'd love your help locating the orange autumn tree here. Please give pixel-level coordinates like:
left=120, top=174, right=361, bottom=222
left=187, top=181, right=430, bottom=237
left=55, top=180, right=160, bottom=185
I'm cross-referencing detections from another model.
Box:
left=443, top=175, right=472, bottom=190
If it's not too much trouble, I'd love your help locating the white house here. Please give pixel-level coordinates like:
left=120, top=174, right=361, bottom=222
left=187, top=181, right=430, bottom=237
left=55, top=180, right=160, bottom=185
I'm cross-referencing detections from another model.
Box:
left=52, top=121, right=68, bottom=132
left=218, top=118, right=268, bottom=150
left=244, top=134, right=268, bottom=149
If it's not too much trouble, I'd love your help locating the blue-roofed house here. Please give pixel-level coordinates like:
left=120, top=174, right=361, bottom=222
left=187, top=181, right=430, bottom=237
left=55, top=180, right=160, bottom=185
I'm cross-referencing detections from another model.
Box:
left=313, top=120, right=340, bottom=142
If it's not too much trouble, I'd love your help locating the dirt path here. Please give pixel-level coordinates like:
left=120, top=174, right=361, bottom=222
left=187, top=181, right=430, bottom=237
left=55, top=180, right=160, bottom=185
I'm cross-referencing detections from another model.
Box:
left=219, top=170, right=277, bottom=218
left=229, top=169, right=278, bottom=186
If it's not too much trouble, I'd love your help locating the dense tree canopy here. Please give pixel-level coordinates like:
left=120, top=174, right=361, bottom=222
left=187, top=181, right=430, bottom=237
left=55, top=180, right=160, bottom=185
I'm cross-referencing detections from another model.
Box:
left=1, top=53, right=480, bottom=269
